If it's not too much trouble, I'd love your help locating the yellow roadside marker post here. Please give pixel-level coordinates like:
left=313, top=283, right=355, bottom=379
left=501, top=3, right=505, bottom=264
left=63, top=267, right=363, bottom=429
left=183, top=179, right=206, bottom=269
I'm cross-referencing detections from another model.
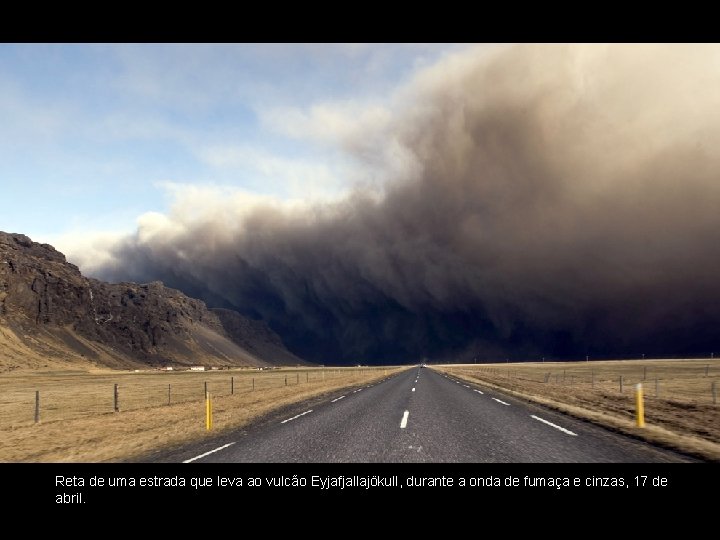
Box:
left=635, top=383, right=645, bottom=428
left=206, top=391, right=213, bottom=430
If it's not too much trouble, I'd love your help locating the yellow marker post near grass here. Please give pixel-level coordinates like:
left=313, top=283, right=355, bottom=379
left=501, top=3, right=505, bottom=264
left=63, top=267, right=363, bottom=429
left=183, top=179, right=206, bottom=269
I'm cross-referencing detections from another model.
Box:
left=206, top=391, right=213, bottom=431
left=635, top=383, right=645, bottom=428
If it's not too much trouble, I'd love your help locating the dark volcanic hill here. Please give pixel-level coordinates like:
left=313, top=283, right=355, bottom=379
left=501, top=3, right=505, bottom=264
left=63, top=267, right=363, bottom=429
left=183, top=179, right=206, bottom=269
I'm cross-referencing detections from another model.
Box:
left=210, top=308, right=304, bottom=365
left=0, top=232, right=306, bottom=371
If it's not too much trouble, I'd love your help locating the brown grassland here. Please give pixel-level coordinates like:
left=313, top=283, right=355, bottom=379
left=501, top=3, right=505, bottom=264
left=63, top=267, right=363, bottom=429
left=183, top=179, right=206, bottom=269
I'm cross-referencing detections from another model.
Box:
left=3, top=358, right=718, bottom=462
left=433, top=359, right=720, bottom=461
left=0, top=366, right=403, bottom=462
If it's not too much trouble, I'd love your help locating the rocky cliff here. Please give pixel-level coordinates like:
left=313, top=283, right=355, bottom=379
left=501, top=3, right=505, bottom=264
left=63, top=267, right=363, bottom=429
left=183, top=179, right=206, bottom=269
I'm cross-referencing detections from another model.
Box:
left=0, top=232, right=305, bottom=371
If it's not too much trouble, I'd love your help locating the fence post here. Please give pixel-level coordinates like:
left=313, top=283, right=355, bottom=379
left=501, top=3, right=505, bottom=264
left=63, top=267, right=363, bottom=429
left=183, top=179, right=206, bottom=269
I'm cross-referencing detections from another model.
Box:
left=619, top=376, right=624, bottom=393
left=591, top=370, right=595, bottom=388
left=635, top=384, right=645, bottom=428
left=114, top=383, right=119, bottom=412
left=643, top=366, right=647, bottom=380
left=252, top=377, right=255, bottom=391
left=168, top=384, right=171, bottom=406
left=306, top=372, right=309, bottom=383
left=285, top=375, right=287, bottom=386
left=713, top=381, right=717, bottom=405
left=231, top=376, right=234, bottom=395
left=544, top=372, right=550, bottom=383
left=204, top=381, right=208, bottom=398
left=35, top=390, right=40, bottom=423
left=296, top=373, right=299, bottom=384
left=706, top=364, right=710, bottom=377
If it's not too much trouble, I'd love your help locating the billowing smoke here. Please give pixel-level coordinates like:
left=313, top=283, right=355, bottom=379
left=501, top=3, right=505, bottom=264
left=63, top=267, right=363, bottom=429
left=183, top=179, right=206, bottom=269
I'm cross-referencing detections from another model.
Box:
left=93, top=44, right=720, bottom=363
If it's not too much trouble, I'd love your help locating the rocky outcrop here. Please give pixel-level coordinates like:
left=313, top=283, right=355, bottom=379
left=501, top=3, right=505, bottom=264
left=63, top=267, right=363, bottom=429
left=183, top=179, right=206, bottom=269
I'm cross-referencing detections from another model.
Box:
left=0, top=232, right=304, bottom=370
left=212, top=308, right=306, bottom=365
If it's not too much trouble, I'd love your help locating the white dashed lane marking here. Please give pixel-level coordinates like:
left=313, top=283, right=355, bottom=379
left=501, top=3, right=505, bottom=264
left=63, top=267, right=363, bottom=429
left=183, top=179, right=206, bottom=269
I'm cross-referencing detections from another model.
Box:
left=280, top=410, right=313, bottom=424
left=183, top=442, right=236, bottom=463
left=474, top=389, right=484, bottom=395
left=531, top=415, right=578, bottom=436
left=400, top=410, right=410, bottom=429
left=331, top=396, right=345, bottom=403
left=492, top=398, right=510, bottom=406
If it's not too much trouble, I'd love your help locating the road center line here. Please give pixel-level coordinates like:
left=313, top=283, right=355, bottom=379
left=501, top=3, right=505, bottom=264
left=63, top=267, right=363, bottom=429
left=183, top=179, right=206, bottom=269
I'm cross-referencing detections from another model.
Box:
left=400, top=410, right=410, bottom=429
left=492, top=398, right=510, bottom=406
left=183, top=442, right=236, bottom=463
left=474, top=389, right=484, bottom=394
left=331, top=396, right=345, bottom=403
left=531, top=415, right=578, bottom=436
left=412, top=387, right=416, bottom=392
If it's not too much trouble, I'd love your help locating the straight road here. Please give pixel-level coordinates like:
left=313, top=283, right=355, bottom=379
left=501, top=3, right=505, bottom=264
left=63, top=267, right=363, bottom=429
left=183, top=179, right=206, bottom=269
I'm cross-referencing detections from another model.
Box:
left=161, top=366, right=691, bottom=463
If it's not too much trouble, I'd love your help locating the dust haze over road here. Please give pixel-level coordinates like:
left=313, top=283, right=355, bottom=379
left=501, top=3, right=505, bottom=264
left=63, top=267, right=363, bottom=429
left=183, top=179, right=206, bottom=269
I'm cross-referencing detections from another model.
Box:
left=94, top=44, right=720, bottom=364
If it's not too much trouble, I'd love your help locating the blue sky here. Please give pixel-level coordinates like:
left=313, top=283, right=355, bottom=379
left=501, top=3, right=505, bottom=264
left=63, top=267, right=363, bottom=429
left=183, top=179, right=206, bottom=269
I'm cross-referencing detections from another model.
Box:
left=0, top=43, right=471, bottom=263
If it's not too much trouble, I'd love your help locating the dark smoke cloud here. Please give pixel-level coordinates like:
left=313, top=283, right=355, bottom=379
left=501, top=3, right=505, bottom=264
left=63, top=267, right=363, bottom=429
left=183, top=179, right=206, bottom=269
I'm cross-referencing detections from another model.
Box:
left=94, top=44, right=720, bottom=363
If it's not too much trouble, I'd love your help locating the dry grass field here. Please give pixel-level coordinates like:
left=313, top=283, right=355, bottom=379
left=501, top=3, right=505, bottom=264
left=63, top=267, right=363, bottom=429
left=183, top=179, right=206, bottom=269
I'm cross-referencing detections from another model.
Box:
left=434, top=359, right=720, bottom=461
left=0, top=366, right=403, bottom=462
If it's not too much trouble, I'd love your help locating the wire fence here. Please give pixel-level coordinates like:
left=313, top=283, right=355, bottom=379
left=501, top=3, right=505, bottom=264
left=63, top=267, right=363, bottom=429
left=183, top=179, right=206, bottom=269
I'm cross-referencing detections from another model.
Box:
left=0, top=367, right=387, bottom=427
left=449, top=361, right=719, bottom=405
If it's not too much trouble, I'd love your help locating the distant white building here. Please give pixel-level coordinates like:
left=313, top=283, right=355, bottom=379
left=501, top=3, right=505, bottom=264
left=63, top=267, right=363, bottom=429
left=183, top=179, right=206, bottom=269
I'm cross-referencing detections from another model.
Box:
left=190, top=366, right=205, bottom=371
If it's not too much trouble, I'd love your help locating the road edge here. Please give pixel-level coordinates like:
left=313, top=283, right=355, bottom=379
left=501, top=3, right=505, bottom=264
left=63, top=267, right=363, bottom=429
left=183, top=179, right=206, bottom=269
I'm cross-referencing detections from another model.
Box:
left=132, top=369, right=407, bottom=463
left=432, top=367, right=717, bottom=462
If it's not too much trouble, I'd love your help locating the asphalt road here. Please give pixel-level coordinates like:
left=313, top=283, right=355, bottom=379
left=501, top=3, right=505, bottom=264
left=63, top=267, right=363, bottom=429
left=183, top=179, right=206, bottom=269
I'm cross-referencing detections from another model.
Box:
left=158, top=366, right=692, bottom=463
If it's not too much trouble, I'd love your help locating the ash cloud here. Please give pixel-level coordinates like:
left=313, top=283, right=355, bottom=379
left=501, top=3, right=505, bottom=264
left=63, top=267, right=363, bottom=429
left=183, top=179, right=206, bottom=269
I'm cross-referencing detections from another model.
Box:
left=94, top=44, right=720, bottom=363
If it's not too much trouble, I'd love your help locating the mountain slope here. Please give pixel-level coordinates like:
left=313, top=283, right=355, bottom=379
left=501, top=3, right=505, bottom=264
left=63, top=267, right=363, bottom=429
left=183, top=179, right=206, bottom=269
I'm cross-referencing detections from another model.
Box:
left=211, top=308, right=306, bottom=365
left=0, top=232, right=304, bottom=371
